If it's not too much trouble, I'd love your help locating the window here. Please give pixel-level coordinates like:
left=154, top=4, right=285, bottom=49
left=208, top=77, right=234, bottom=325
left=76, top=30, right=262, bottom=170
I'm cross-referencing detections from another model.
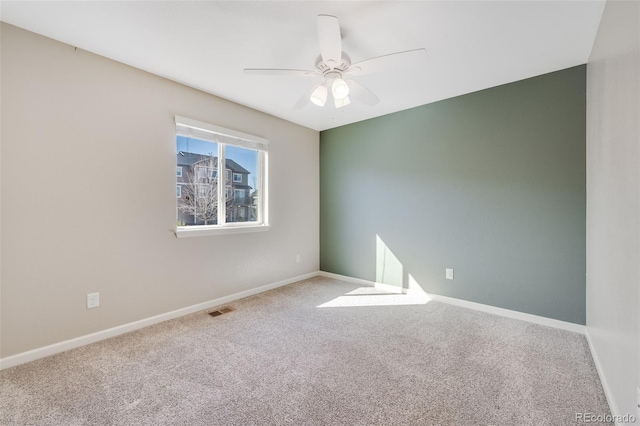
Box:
left=175, top=116, right=268, bottom=237
left=176, top=186, right=181, bottom=198
left=197, top=166, right=211, bottom=180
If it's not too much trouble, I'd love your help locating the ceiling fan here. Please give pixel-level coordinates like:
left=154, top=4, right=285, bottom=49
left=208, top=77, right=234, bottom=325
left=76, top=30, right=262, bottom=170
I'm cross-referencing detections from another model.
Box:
left=244, top=15, right=427, bottom=109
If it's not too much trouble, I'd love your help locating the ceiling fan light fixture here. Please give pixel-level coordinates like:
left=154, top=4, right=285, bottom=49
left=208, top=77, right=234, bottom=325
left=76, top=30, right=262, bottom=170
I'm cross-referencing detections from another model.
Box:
left=334, top=95, right=351, bottom=109
left=310, top=84, right=328, bottom=107
left=332, top=78, right=350, bottom=100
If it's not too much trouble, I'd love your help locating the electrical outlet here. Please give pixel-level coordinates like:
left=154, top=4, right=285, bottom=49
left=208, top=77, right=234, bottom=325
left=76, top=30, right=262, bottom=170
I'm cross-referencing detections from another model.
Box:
left=446, top=268, right=454, bottom=280
left=87, top=292, right=100, bottom=309
left=296, top=254, right=301, bottom=264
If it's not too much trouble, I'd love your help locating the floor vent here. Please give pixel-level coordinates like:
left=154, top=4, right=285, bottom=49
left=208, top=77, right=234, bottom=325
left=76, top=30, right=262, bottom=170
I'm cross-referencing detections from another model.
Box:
left=208, top=307, right=234, bottom=317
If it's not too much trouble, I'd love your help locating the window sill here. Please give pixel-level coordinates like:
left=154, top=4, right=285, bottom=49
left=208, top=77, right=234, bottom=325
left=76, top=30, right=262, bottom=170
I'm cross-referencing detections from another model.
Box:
left=175, top=224, right=270, bottom=238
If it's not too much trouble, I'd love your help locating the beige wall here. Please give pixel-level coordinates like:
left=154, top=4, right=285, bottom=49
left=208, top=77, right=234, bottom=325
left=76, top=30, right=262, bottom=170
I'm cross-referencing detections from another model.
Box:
left=586, top=0, right=640, bottom=419
left=0, top=24, right=319, bottom=358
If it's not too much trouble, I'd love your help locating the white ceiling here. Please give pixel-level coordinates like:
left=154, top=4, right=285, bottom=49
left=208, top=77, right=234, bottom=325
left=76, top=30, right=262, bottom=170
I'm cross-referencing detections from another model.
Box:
left=1, top=1, right=605, bottom=131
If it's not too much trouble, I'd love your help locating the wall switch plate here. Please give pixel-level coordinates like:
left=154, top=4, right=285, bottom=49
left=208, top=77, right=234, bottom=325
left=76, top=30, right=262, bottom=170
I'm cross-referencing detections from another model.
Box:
left=87, top=292, right=100, bottom=309
left=446, top=268, right=454, bottom=280
left=296, top=254, right=301, bottom=264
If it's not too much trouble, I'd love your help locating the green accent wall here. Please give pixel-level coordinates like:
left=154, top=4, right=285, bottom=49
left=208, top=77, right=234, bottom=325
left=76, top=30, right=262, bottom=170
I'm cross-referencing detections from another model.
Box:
left=320, top=65, right=586, bottom=324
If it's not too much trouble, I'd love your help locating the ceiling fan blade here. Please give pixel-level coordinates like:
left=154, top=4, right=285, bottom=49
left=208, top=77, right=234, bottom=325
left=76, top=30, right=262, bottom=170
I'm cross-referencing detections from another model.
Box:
left=346, top=80, right=380, bottom=106
left=294, top=93, right=311, bottom=110
left=317, top=15, right=342, bottom=66
left=346, top=48, right=427, bottom=76
left=244, top=68, right=319, bottom=77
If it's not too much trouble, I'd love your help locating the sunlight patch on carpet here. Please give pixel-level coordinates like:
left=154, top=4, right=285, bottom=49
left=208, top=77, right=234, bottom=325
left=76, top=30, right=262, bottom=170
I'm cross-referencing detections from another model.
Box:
left=317, top=275, right=431, bottom=308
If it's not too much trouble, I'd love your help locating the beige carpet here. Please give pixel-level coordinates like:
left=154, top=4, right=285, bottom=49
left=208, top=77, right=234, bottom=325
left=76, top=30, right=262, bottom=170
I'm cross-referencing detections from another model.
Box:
left=0, top=276, right=611, bottom=425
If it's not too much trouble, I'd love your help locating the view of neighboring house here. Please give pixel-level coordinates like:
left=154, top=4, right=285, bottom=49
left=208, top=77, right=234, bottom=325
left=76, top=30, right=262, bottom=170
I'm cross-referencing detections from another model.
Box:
left=176, top=152, right=255, bottom=225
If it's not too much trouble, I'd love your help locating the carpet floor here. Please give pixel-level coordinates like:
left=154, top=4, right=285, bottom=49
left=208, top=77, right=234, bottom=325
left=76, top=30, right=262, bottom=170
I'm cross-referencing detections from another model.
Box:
left=0, top=276, right=611, bottom=425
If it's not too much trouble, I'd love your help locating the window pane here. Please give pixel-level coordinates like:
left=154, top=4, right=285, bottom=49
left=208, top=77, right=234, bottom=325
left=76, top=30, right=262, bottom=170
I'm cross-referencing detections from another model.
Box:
left=225, top=145, right=259, bottom=223
left=176, top=136, right=219, bottom=226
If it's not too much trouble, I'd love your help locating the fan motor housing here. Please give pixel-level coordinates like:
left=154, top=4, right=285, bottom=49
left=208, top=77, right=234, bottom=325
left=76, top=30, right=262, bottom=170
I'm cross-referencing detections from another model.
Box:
left=315, top=53, right=351, bottom=77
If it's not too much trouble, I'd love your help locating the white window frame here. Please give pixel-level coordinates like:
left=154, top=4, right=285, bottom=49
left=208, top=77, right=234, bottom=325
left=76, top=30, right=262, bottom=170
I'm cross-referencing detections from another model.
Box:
left=233, top=173, right=242, bottom=182
left=176, top=185, right=181, bottom=198
left=175, top=116, right=269, bottom=238
left=177, top=167, right=183, bottom=178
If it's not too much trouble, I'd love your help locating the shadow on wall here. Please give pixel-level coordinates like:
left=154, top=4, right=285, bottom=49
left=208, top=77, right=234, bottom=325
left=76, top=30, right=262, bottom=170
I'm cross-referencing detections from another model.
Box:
left=317, top=235, right=431, bottom=308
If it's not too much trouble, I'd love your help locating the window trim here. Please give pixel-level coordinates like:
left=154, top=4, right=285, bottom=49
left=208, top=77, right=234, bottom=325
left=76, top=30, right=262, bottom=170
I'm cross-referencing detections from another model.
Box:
left=176, top=166, right=183, bottom=178
left=175, top=116, right=268, bottom=237
left=176, top=185, right=181, bottom=198
left=175, top=223, right=270, bottom=238
left=233, top=173, right=242, bottom=182
left=175, top=116, right=268, bottom=149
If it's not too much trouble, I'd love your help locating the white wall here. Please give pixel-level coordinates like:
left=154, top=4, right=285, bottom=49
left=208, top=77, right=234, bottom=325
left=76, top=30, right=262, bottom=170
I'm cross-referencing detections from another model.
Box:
left=586, top=0, right=640, bottom=420
left=0, top=23, right=319, bottom=358
left=0, top=15, right=3, bottom=362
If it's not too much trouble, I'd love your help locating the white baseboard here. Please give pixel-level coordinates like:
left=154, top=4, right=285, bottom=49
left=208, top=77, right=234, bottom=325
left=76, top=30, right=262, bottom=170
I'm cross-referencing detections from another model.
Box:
left=318, top=271, right=585, bottom=334
left=427, top=293, right=585, bottom=334
left=319, top=271, right=380, bottom=288
left=584, top=328, right=622, bottom=425
left=0, top=271, right=319, bottom=370
left=319, top=271, right=410, bottom=294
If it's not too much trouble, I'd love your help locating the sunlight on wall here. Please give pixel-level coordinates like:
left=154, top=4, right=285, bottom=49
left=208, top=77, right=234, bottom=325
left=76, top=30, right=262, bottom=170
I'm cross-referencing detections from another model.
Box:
left=317, top=236, right=431, bottom=308
left=376, top=235, right=404, bottom=289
